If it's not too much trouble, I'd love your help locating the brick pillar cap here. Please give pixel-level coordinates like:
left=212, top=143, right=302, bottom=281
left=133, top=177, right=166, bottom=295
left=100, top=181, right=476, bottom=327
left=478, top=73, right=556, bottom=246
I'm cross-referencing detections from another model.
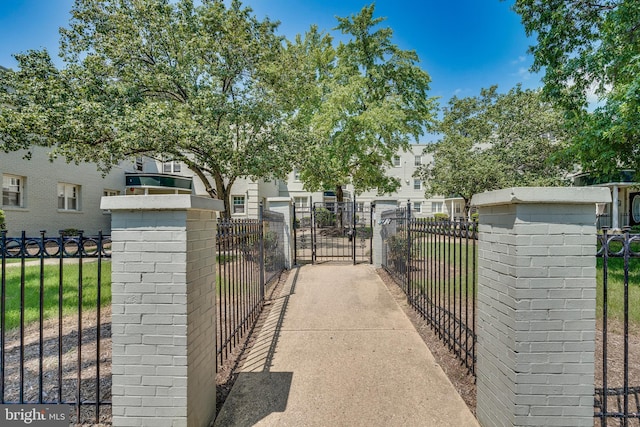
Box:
left=100, top=194, right=224, bottom=212
left=471, top=186, right=611, bottom=208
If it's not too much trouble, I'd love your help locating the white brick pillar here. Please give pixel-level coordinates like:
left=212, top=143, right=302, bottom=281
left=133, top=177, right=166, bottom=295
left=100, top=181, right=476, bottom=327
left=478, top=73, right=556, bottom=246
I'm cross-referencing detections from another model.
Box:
left=266, top=197, right=293, bottom=269
left=471, top=187, right=610, bottom=427
left=101, top=195, right=224, bottom=427
left=372, top=198, right=398, bottom=268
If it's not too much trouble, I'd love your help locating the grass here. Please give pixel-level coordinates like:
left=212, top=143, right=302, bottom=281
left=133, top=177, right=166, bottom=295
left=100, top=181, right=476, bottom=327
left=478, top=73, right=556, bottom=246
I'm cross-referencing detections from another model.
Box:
left=597, top=257, right=640, bottom=326
left=1, top=261, right=111, bottom=330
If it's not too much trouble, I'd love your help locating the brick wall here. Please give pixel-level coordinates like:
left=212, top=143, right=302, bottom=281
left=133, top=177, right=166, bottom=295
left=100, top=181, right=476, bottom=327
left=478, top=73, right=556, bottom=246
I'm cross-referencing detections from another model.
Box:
left=104, top=195, right=221, bottom=427
left=472, top=188, right=610, bottom=427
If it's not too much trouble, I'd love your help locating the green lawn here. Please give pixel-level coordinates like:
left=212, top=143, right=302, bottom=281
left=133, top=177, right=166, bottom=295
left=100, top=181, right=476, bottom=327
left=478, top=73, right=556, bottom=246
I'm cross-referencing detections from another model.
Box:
left=597, top=257, right=640, bottom=326
left=1, top=261, right=111, bottom=330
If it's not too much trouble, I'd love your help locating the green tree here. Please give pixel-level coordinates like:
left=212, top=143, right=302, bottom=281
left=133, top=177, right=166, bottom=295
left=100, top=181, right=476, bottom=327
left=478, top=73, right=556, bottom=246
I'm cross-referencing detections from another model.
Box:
left=294, top=4, right=437, bottom=203
left=417, top=86, right=570, bottom=215
left=0, top=0, right=300, bottom=218
left=513, top=0, right=640, bottom=179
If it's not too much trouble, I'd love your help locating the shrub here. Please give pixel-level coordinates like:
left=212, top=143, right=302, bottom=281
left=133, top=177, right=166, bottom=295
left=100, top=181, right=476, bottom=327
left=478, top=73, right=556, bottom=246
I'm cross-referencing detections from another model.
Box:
left=0, top=209, right=6, bottom=231
left=315, top=207, right=335, bottom=227
left=433, top=213, right=449, bottom=221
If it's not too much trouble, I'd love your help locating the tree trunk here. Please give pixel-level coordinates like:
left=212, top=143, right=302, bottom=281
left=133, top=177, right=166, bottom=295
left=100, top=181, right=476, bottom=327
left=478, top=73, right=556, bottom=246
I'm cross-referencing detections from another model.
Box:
left=335, top=185, right=344, bottom=229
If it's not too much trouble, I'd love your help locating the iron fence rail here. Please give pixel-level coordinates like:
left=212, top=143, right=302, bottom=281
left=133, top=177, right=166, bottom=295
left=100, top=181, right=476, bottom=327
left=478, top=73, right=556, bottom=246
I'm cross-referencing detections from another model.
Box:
left=595, top=228, right=640, bottom=426
left=380, top=209, right=478, bottom=375
left=216, top=206, right=286, bottom=368
left=0, top=230, right=111, bottom=425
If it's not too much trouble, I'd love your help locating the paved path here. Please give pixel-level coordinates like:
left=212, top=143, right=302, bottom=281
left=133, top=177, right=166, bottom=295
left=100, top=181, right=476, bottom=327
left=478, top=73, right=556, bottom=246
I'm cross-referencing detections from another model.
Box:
left=215, top=264, right=479, bottom=427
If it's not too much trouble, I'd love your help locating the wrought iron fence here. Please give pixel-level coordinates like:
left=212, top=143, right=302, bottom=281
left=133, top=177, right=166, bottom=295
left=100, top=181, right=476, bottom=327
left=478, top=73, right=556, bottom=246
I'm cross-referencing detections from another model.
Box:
left=595, top=228, right=640, bottom=426
left=0, top=230, right=112, bottom=425
left=216, top=206, right=286, bottom=367
left=381, top=208, right=478, bottom=375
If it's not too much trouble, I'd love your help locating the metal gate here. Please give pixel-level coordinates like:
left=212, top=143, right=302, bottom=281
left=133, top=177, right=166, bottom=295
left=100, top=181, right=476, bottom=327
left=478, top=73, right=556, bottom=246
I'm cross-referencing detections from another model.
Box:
left=294, top=200, right=372, bottom=264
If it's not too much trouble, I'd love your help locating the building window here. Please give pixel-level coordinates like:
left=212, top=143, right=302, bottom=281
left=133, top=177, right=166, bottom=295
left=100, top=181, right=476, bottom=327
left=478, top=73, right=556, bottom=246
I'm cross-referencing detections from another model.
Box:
left=393, top=156, right=401, bottom=167
left=413, top=202, right=422, bottom=213
left=2, top=174, right=24, bottom=208
left=233, top=196, right=245, bottom=214
left=58, top=183, right=80, bottom=211
left=163, top=160, right=181, bottom=174
left=294, top=196, right=308, bottom=209
left=415, top=156, right=422, bottom=166
left=356, top=202, right=365, bottom=212
left=413, top=179, right=422, bottom=190
left=432, top=201, right=443, bottom=213
left=293, top=169, right=301, bottom=181
left=135, top=157, right=143, bottom=171
left=103, top=189, right=120, bottom=197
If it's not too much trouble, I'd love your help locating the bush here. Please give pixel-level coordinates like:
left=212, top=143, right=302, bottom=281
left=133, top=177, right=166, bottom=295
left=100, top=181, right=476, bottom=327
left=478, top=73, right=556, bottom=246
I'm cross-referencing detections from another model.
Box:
left=433, top=213, right=449, bottom=221
left=0, top=209, right=5, bottom=231
left=315, top=207, right=335, bottom=227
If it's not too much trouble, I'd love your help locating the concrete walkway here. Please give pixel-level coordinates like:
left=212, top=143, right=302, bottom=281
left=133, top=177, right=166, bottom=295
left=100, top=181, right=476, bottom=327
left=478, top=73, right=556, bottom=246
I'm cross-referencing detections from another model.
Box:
left=214, top=264, right=479, bottom=427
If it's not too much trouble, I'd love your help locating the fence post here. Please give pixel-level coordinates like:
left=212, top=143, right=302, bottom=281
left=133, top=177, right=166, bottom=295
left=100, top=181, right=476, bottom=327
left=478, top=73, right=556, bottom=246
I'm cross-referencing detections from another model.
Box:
left=406, top=200, right=412, bottom=297
left=102, top=195, right=223, bottom=427
left=471, top=187, right=611, bottom=427
left=266, top=197, right=293, bottom=269
left=372, top=199, right=398, bottom=268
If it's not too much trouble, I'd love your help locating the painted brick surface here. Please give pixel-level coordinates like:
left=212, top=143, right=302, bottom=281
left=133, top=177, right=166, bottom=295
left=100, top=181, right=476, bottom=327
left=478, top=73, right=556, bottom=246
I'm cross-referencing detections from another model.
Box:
left=110, top=198, right=218, bottom=427
left=475, top=199, right=597, bottom=427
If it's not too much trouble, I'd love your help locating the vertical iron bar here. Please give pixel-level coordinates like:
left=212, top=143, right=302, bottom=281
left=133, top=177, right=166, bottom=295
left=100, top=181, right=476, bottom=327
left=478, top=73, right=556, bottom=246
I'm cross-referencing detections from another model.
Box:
left=259, top=204, right=265, bottom=302
left=472, top=218, right=477, bottom=375
left=406, top=201, right=411, bottom=300
left=311, top=205, right=316, bottom=264
left=370, top=206, right=374, bottom=265
left=353, top=197, right=357, bottom=265
left=19, top=230, right=25, bottom=403
left=0, top=230, right=6, bottom=403
left=623, top=229, right=630, bottom=426
left=58, top=230, right=64, bottom=403
left=96, top=231, right=103, bottom=424
left=39, top=231, right=45, bottom=403
left=602, top=229, right=609, bottom=425
left=76, top=231, right=84, bottom=422
left=293, top=206, right=297, bottom=265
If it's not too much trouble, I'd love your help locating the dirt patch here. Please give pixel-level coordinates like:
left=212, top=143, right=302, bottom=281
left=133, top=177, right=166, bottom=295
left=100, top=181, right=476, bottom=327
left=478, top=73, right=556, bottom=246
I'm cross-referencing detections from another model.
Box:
left=2, top=306, right=112, bottom=426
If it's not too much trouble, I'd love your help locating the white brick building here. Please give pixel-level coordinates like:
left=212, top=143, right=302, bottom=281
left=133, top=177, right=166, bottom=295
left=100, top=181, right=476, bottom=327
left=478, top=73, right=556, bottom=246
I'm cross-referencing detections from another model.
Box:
left=2, top=144, right=464, bottom=235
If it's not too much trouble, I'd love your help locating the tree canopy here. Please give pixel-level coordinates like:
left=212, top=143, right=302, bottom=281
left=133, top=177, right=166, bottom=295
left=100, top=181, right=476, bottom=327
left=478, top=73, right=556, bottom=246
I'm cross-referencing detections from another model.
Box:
left=293, top=4, right=438, bottom=201
left=513, top=0, right=640, bottom=179
left=416, top=85, right=570, bottom=214
left=0, top=0, right=302, bottom=217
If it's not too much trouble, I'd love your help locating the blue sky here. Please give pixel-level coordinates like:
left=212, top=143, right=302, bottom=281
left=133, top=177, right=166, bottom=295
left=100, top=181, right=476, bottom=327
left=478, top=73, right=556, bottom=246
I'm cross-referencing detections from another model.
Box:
left=0, top=0, right=539, bottom=118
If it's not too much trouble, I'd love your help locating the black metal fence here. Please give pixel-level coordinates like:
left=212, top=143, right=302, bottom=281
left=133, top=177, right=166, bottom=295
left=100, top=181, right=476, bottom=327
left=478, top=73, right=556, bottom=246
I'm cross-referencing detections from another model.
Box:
left=380, top=207, right=478, bottom=374
left=595, top=228, right=640, bottom=426
left=216, top=206, right=286, bottom=367
left=0, top=230, right=112, bottom=425
left=294, top=201, right=373, bottom=265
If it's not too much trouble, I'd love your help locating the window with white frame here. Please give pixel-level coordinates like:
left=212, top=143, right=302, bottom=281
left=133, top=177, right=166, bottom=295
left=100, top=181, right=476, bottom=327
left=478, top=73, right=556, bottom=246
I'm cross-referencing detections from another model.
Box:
left=232, top=196, right=245, bottom=214
left=415, top=155, right=422, bottom=166
left=103, top=189, right=120, bottom=197
left=294, top=196, right=308, bottom=209
left=135, top=157, right=143, bottom=171
left=293, top=169, right=301, bottom=181
left=393, top=156, right=401, bottom=167
left=432, top=201, right=443, bottom=213
left=58, top=183, right=80, bottom=211
left=413, top=202, right=422, bottom=213
left=162, top=160, right=181, bottom=174
left=2, top=174, right=24, bottom=208
left=413, top=179, right=422, bottom=190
